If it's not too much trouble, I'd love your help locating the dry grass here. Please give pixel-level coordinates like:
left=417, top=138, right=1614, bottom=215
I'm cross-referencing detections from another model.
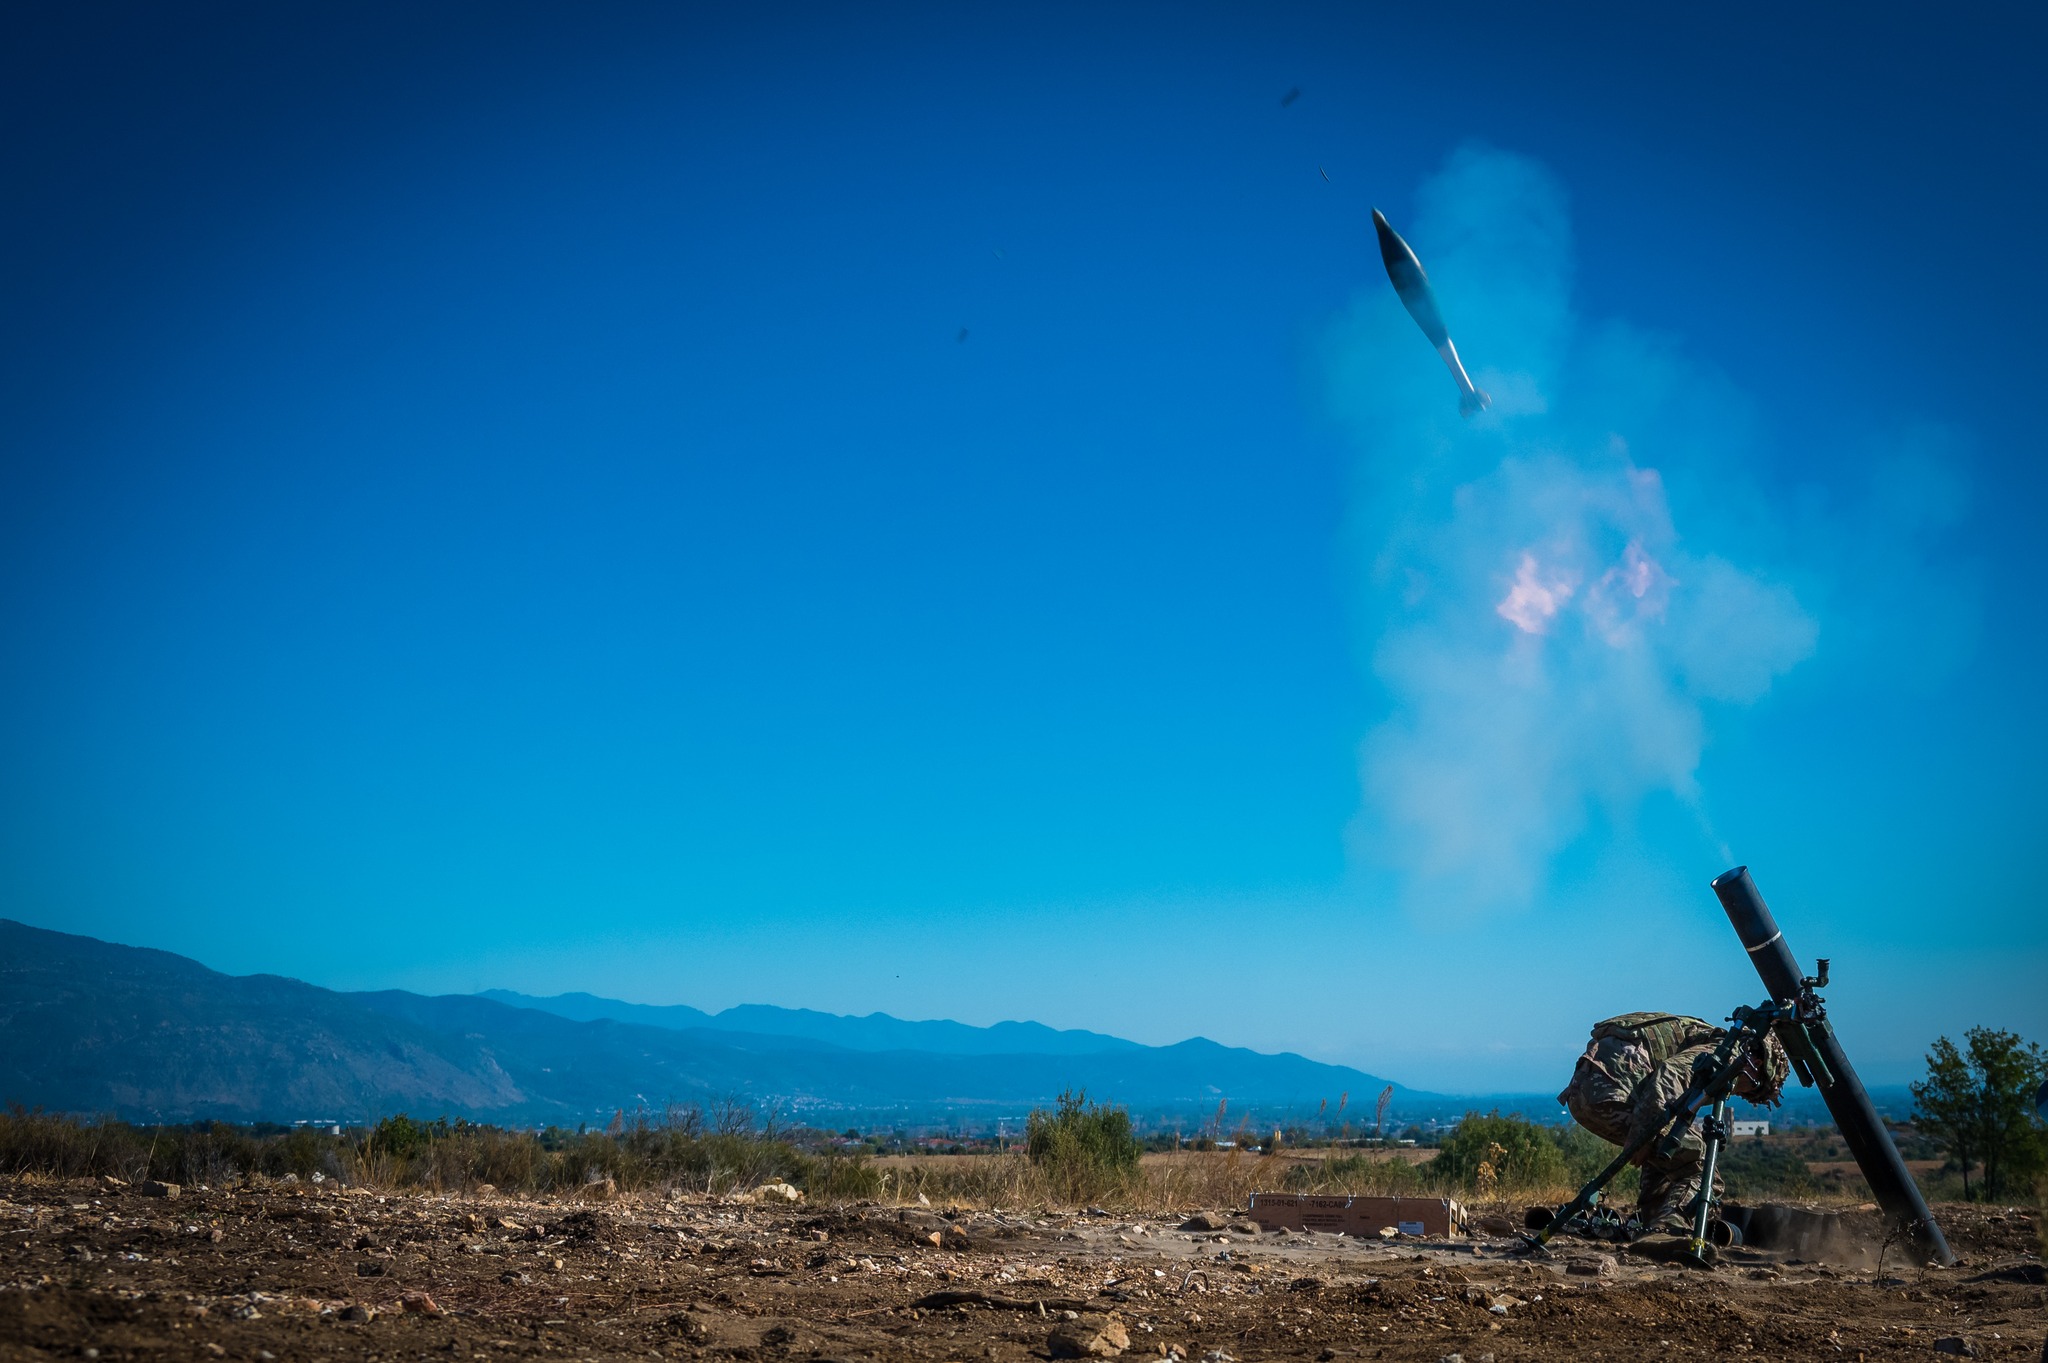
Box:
left=856, top=1146, right=1908, bottom=1219
left=864, top=1148, right=1509, bottom=1213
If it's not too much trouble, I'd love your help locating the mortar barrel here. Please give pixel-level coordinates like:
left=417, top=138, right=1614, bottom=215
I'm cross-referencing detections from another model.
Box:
left=1710, top=866, right=1956, bottom=1267
left=1711, top=866, right=1805, bottom=1001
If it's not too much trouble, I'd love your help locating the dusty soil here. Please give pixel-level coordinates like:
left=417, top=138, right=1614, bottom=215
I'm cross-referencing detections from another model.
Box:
left=1, top=1178, right=2041, bottom=1362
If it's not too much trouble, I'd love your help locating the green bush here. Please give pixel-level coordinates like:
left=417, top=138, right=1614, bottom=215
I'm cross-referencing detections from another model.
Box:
left=1429, top=1112, right=1568, bottom=1194
left=1025, top=1090, right=1141, bottom=1203
left=369, top=1115, right=434, bottom=1162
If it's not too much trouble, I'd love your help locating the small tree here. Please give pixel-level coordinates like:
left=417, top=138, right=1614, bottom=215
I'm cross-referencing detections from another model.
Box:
left=1911, top=1027, right=2048, bottom=1200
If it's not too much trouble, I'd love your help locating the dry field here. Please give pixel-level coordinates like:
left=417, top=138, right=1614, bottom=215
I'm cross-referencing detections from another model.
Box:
left=863, top=1150, right=1442, bottom=1214
left=1, top=1174, right=2042, bottom=1363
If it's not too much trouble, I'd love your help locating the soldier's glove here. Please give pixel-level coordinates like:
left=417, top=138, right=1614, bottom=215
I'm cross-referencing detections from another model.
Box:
left=1731, top=1038, right=1788, bottom=1106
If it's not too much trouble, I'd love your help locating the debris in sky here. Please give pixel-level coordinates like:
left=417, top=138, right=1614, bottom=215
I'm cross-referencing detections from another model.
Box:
left=956, top=328, right=969, bottom=343
left=1371, top=207, right=1491, bottom=418
left=1280, top=87, right=1301, bottom=107
left=1319, top=165, right=1330, bottom=182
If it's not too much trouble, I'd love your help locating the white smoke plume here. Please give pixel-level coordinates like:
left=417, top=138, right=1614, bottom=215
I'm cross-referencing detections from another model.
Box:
left=1329, top=146, right=1823, bottom=914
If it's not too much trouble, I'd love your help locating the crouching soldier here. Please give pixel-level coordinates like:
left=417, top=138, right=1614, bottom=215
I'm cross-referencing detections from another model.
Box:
left=1558, top=1012, right=1789, bottom=1232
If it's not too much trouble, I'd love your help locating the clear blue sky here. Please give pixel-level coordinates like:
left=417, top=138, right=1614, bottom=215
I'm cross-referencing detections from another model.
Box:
left=3, top=1, right=2041, bottom=1092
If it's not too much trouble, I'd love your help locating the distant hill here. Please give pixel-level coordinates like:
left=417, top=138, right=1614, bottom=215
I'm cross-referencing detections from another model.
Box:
left=477, top=989, right=1143, bottom=1056
left=0, top=919, right=1425, bottom=1127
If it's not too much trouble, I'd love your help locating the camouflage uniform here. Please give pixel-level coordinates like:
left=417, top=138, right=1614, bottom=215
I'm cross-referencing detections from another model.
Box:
left=1557, top=1012, right=1726, bottom=1229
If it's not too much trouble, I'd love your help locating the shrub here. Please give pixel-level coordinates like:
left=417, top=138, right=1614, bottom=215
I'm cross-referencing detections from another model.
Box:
left=799, top=1153, right=884, bottom=1202
left=368, top=1114, right=434, bottom=1163
left=1025, top=1090, right=1141, bottom=1204
left=1430, top=1113, right=1567, bottom=1197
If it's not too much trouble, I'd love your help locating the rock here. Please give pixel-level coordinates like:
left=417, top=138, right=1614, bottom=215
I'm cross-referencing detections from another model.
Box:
left=753, top=1182, right=804, bottom=1204
left=1048, top=1314, right=1130, bottom=1358
left=1932, top=1339, right=1976, bottom=1358
left=139, top=1180, right=181, bottom=1199
left=1180, top=1212, right=1229, bottom=1232
left=474, top=1183, right=497, bottom=1196
left=1565, top=1254, right=1617, bottom=1277
left=338, top=1304, right=375, bottom=1324
left=1376, top=1227, right=1399, bottom=1240
left=1475, top=1214, right=1518, bottom=1236
left=401, top=1291, right=444, bottom=1317
left=1225, top=1221, right=1261, bottom=1236
left=66, top=1245, right=94, bottom=1262
left=355, top=1261, right=386, bottom=1277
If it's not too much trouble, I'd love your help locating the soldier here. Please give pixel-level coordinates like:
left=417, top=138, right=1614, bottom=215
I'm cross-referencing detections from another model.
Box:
left=1558, top=1012, right=1790, bottom=1231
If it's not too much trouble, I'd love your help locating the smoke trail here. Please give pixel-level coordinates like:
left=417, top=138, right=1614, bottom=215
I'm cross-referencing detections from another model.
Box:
left=1330, top=146, right=1819, bottom=914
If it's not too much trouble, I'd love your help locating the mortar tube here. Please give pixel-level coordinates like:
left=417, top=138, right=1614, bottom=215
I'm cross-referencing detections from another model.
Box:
left=1712, top=866, right=1955, bottom=1267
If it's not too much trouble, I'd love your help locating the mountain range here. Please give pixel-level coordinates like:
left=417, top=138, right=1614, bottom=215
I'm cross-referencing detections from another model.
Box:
left=0, top=919, right=1432, bottom=1127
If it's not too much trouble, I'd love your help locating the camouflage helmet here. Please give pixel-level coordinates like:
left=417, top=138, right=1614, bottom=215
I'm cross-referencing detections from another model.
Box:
left=1733, top=1029, right=1792, bottom=1104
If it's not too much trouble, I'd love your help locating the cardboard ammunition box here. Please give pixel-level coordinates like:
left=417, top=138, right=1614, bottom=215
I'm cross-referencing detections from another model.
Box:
left=1247, top=1192, right=1463, bottom=1238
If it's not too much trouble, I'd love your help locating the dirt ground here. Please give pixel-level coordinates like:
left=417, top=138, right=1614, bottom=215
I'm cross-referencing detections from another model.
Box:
left=1, top=1178, right=2041, bottom=1362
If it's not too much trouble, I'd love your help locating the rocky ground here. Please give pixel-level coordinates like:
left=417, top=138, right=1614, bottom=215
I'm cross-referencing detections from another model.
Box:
left=0, top=1178, right=2041, bottom=1362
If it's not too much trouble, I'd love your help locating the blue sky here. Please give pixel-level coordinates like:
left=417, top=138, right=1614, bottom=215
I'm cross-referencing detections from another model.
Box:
left=2, top=1, right=2041, bottom=1091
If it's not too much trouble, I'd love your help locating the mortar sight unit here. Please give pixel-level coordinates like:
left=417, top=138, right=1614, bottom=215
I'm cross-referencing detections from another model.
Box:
left=1712, top=866, right=1954, bottom=1267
